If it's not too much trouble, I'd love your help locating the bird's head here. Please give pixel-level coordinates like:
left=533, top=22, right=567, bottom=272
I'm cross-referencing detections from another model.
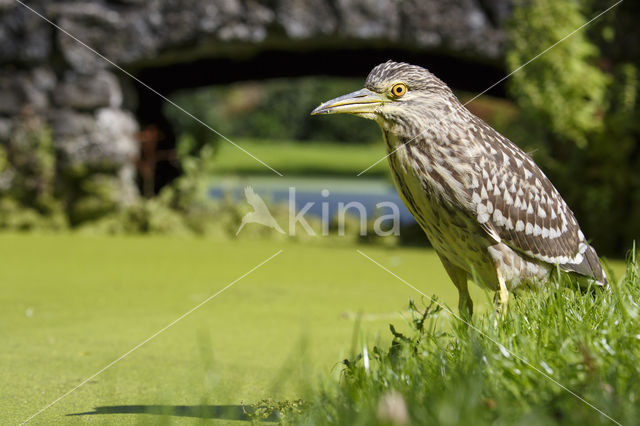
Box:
left=311, top=61, right=455, bottom=132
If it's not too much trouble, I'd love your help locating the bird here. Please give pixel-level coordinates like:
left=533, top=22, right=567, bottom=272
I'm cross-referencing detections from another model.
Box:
left=311, top=60, right=607, bottom=318
left=236, top=186, right=285, bottom=235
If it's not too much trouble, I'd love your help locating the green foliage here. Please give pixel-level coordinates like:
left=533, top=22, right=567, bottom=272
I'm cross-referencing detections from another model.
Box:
left=67, top=174, right=123, bottom=224
left=295, top=253, right=640, bottom=425
left=0, top=112, right=66, bottom=230
left=0, top=198, right=66, bottom=231
left=74, top=137, right=218, bottom=236
left=244, top=398, right=305, bottom=425
left=158, top=135, right=217, bottom=213
left=507, top=0, right=610, bottom=147
left=77, top=198, right=191, bottom=235
left=505, top=0, right=640, bottom=256
left=166, top=78, right=381, bottom=149
left=0, top=112, right=136, bottom=230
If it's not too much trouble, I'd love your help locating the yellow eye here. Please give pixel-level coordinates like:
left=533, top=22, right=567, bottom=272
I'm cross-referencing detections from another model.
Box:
left=391, top=83, right=407, bottom=98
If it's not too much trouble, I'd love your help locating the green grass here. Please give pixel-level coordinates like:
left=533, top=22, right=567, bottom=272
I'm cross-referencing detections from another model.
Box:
left=293, top=254, right=639, bottom=426
left=1, top=233, right=463, bottom=425
left=210, top=139, right=390, bottom=177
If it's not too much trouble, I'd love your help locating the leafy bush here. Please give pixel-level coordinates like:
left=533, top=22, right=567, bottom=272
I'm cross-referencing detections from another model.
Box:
left=294, top=253, right=640, bottom=425
left=507, top=0, right=610, bottom=148
left=505, top=0, right=640, bottom=256
left=0, top=112, right=67, bottom=230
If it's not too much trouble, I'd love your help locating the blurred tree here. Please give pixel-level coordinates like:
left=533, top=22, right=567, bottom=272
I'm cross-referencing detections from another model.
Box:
left=506, top=0, right=639, bottom=256
left=165, top=77, right=381, bottom=150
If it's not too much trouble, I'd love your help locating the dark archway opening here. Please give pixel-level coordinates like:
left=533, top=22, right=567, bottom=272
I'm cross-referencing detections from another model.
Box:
left=134, top=86, right=180, bottom=197
left=131, top=46, right=506, bottom=194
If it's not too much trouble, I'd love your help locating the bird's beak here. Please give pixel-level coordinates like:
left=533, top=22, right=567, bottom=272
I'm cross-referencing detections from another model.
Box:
left=310, top=88, right=387, bottom=116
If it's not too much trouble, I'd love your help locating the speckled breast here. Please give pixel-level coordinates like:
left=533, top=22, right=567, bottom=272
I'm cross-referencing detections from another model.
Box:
left=385, top=137, right=497, bottom=285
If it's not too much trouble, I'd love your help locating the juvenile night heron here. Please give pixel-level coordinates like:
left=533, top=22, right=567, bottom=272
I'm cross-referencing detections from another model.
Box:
left=311, top=61, right=607, bottom=317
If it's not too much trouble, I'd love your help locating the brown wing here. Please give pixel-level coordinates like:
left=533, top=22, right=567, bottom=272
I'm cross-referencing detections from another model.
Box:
left=466, top=119, right=606, bottom=284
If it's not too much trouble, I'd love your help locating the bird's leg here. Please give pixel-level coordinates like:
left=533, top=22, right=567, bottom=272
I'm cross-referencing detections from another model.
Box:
left=438, top=255, right=473, bottom=319
left=456, top=277, right=473, bottom=320
left=494, top=272, right=509, bottom=322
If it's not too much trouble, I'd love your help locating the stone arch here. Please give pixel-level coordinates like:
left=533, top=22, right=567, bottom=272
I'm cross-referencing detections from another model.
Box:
left=0, top=0, right=509, bottom=222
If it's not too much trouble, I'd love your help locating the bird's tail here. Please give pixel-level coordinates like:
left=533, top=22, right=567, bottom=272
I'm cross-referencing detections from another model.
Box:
left=584, top=244, right=608, bottom=287
left=562, top=244, right=607, bottom=287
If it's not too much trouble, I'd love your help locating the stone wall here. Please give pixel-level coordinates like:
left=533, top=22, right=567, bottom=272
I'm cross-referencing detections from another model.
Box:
left=0, top=0, right=511, bottom=221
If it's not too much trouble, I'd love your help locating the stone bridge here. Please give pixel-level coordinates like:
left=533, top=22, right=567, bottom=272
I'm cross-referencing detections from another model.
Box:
left=0, top=0, right=511, bottom=219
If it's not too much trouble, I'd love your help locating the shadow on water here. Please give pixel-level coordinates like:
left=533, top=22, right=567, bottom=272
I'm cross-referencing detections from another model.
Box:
left=67, top=404, right=278, bottom=422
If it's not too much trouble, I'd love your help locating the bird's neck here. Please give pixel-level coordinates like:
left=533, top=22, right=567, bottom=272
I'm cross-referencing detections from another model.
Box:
left=381, top=106, right=480, bottom=206
left=381, top=105, right=473, bottom=151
